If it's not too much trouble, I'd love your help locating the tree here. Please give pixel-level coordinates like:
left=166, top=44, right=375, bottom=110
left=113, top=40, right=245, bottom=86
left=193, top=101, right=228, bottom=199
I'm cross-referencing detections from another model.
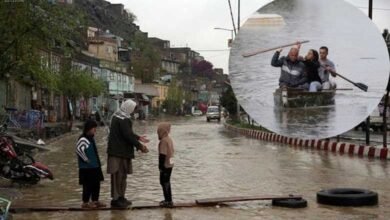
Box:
left=0, top=1, right=84, bottom=88
left=192, top=60, right=214, bottom=78
left=131, top=31, right=161, bottom=83
left=162, top=80, right=185, bottom=114
left=220, top=85, right=238, bottom=118
left=58, top=68, right=105, bottom=100
left=56, top=67, right=104, bottom=129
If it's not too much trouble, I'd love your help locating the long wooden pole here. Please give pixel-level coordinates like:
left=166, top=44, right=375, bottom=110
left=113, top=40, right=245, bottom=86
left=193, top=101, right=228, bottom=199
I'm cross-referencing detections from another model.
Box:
left=242, top=40, right=310, bottom=57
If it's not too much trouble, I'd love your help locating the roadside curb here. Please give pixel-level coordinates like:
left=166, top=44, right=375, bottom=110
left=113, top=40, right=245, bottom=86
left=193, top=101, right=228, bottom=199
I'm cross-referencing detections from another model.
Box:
left=224, top=123, right=389, bottom=160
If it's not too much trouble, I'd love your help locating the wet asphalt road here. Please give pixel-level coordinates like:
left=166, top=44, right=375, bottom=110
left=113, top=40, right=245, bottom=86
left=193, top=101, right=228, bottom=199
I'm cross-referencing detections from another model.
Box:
left=7, top=116, right=390, bottom=219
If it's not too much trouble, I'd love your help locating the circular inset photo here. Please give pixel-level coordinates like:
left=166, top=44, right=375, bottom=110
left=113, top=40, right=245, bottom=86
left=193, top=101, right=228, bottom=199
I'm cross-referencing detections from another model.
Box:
left=229, top=0, right=390, bottom=139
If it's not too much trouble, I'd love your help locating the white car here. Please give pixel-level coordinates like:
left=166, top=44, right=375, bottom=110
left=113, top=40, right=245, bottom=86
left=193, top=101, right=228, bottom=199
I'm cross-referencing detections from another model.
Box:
left=206, top=106, right=221, bottom=122
left=192, top=110, right=203, bottom=116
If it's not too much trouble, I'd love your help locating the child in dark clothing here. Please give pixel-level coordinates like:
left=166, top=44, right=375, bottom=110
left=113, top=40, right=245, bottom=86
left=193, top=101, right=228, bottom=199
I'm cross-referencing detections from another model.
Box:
left=76, top=119, right=106, bottom=209
left=157, top=122, right=174, bottom=207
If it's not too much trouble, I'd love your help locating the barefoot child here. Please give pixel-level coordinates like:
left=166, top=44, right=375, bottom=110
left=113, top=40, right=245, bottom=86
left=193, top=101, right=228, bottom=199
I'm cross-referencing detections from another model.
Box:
left=157, top=122, right=174, bottom=207
left=76, top=119, right=106, bottom=208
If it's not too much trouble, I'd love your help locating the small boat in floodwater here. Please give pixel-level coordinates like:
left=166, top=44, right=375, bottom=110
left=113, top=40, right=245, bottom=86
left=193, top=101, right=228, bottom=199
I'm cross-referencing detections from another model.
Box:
left=273, top=88, right=336, bottom=108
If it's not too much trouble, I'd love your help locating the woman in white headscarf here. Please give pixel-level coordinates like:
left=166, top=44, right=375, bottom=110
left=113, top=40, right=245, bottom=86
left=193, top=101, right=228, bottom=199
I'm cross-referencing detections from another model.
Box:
left=107, top=99, right=149, bottom=208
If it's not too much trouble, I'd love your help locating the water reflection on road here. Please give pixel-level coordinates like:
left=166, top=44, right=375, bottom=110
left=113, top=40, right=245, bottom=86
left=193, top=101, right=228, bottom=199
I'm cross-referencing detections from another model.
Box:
left=10, top=117, right=390, bottom=219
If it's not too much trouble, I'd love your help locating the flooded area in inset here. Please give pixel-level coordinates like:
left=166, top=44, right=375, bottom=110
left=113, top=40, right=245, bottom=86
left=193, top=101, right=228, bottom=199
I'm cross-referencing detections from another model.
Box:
left=229, top=0, right=390, bottom=139
left=5, top=117, right=390, bottom=219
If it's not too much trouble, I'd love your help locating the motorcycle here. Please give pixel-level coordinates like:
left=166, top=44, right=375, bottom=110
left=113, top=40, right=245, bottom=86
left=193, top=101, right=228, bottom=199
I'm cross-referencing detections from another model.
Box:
left=0, top=125, right=54, bottom=185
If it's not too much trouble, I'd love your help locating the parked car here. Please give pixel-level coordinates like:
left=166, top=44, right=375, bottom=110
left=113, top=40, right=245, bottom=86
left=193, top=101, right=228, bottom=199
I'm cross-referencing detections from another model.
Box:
left=192, top=109, right=203, bottom=116
left=206, top=106, right=221, bottom=122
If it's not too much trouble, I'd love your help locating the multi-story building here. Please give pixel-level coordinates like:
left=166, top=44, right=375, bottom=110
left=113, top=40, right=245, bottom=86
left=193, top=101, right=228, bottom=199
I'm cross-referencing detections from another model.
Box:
left=148, top=38, right=180, bottom=77
left=85, top=27, right=134, bottom=96
left=87, top=30, right=120, bottom=63
left=152, top=83, right=169, bottom=111
left=99, top=60, right=134, bottom=95
left=170, top=47, right=200, bottom=75
left=70, top=52, right=135, bottom=119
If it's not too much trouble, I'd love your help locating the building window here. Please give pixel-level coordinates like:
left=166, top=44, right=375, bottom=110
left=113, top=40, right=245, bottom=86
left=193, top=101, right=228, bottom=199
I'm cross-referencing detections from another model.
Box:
left=106, top=46, right=112, bottom=54
left=101, top=69, right=108, bottom=79
left=109, top=72, right=115, bottom=81
left=40, top=53, right=49, bottom=69
left=51, top=55, right=61, bottom=73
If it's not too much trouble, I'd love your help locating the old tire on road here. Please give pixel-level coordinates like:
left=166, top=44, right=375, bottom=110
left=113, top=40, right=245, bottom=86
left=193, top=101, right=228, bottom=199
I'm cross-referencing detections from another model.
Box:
left=272, top=198, right=308, bottom=208
left=317, top=188, right=378, bottom=206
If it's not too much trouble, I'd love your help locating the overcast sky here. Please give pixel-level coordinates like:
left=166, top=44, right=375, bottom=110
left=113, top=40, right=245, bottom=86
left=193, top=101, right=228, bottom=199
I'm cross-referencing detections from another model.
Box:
left=108, top=0, right=390, bottom=74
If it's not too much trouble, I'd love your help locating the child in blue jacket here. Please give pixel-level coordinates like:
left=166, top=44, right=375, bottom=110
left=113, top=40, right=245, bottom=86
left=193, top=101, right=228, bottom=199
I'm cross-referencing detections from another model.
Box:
left=76, top=119, right=105, bottom=208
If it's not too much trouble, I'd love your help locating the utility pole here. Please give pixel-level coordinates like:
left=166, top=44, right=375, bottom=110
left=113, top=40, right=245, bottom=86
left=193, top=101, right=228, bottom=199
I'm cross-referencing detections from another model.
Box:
left=383, top=78, right=389, bottom=148
left=227, top=0, right=237, bottom=36
left=368, top=0, right=373, bottom=19
left=365, top=0, right=373, bottom=145
left=237, top=0, right=240, bottom=31
left=226, top=0, right=240, bottom=121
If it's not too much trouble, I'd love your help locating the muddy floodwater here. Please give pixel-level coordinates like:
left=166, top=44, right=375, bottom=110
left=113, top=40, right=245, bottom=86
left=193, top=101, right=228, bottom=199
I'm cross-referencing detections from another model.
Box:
left=229, top=0, right=390, bottom=139
left=3, top=117, right=389, bottom=219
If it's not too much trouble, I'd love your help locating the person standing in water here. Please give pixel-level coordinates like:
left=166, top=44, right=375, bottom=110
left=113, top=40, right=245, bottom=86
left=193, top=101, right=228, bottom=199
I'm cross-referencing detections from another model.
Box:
left=107, top=99, right=149, bottom=208
left=157, top=122, right=174, bottom=207
left=76, top=119, right=106, bottom=209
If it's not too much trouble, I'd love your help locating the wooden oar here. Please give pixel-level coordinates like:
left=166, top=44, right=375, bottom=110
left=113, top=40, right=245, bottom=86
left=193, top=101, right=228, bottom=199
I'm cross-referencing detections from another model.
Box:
left=242, top=40, right=310, bottom=58
left=321, top=65, right=368, bottom=92
left=333, top=72, right=368, bottom=92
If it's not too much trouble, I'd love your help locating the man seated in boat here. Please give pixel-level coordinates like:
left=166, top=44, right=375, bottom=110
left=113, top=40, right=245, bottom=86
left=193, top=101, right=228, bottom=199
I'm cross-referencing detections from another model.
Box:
left=318, top=46, right=337, bottom=90
left=271, top=45, right=308, bottom=89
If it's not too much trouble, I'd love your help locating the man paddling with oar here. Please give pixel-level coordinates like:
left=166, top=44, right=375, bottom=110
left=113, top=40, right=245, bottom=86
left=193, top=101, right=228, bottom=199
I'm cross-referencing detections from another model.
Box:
left=318, top=46, right=337, bottom=90
left=271, top=43, right=308, bottom=89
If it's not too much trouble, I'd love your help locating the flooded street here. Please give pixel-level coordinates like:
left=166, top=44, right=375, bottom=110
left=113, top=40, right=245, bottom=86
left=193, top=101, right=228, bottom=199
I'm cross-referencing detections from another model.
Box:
left=229, top=0, right=390, bottom=139
left=5, top=116, right=390, bottom=219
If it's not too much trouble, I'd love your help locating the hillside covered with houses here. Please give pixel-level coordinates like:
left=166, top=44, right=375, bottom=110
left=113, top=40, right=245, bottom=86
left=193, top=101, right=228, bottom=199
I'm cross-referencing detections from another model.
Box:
left=0, top=0, right=228, bottom=126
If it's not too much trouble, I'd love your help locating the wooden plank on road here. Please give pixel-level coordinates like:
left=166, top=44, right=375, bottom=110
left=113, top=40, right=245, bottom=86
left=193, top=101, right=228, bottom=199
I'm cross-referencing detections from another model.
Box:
left=11, top=206, right=133, bottom=212
left=196, top=195, right=302, bottom=205
left=11, top=202, right=198, bottom=213
left=131, top=202, right=197, bottom=209
left=11, top=195, right=303, bottom=213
